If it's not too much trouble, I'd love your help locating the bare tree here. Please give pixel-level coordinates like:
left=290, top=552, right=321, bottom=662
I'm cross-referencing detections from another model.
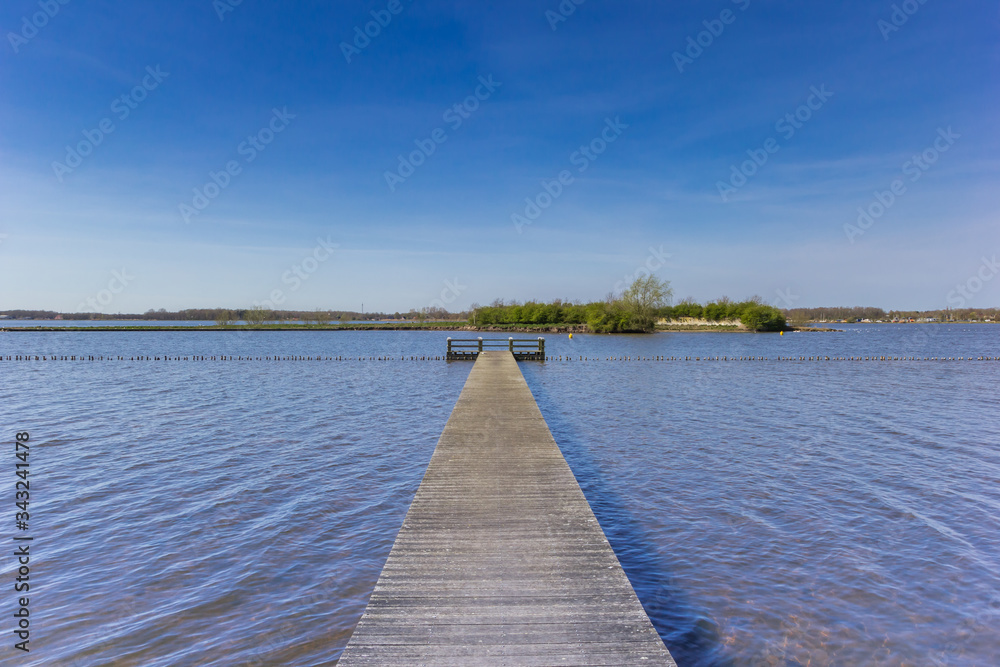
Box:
left=214, top=309, right=234, bottom=326
left=243, top=306, right=271, bottom=326
left=621, top=275, right=672, bottom=331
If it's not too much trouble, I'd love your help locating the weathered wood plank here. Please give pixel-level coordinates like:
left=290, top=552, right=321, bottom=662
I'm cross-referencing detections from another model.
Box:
left=338, top=351, right=676, bottom=666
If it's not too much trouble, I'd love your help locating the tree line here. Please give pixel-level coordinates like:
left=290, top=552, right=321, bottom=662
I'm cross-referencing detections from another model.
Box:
left=472, top=276, right=670, bottom=333
left=661, top=298, right=786, bottom=330
left=0, top=308, right=440, bottom=322
left=472, top=278, right=786, bottom=332
left=0, top=277, right=783, bottom=332
left=5, top=294, right=995, bottom=328
left=783, top=306, right=1000, bottom=322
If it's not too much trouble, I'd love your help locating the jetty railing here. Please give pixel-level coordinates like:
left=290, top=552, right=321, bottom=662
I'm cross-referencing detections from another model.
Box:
left=447, top=336, right=545, bottom=361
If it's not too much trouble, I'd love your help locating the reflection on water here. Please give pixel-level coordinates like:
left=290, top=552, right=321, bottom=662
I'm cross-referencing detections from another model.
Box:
left=0, top=325, right=997, bottom=665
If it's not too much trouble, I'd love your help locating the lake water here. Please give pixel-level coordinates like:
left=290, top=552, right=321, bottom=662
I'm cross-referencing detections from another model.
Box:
left=1, top=325, right=997, bottom=666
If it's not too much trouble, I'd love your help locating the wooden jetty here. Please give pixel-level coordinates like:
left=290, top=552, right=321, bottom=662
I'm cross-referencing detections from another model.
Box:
left=338, top=351, right=676, bottom=666
left=446, top=336, right=545, bottom=361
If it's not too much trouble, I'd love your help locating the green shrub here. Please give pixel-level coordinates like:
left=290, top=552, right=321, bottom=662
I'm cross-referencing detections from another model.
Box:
left=740, top=304, right=786, bottom=331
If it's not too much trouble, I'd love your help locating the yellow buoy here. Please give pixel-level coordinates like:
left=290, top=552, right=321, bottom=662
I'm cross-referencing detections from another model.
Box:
left=780, top=331, right=784, bottom=336
left=568, top=333, right=573, bottom=339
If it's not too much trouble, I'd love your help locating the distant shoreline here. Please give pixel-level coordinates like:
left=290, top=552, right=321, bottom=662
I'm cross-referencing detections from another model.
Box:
left=0, top=323, right=844, bottom=333
left=1, top=323, right=459, bottom=332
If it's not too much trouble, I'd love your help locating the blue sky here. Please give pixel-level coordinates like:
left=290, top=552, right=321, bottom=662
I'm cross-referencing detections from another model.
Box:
left=1, top=0, right=998, bottom=313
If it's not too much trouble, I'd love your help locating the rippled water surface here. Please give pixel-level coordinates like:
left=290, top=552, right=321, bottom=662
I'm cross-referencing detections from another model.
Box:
left=1, top=325, right=997, bottom=665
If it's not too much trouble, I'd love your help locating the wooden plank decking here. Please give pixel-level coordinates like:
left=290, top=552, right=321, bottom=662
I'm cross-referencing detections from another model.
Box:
left=338, top=351, right=676, bottom=666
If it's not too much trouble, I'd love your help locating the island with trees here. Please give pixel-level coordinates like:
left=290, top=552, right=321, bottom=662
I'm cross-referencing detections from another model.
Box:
left=471, top=277, right=786, bottom=333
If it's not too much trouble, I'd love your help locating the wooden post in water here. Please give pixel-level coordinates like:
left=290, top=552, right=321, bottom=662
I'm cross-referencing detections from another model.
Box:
left=338, top=351, right=676, bottom=666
